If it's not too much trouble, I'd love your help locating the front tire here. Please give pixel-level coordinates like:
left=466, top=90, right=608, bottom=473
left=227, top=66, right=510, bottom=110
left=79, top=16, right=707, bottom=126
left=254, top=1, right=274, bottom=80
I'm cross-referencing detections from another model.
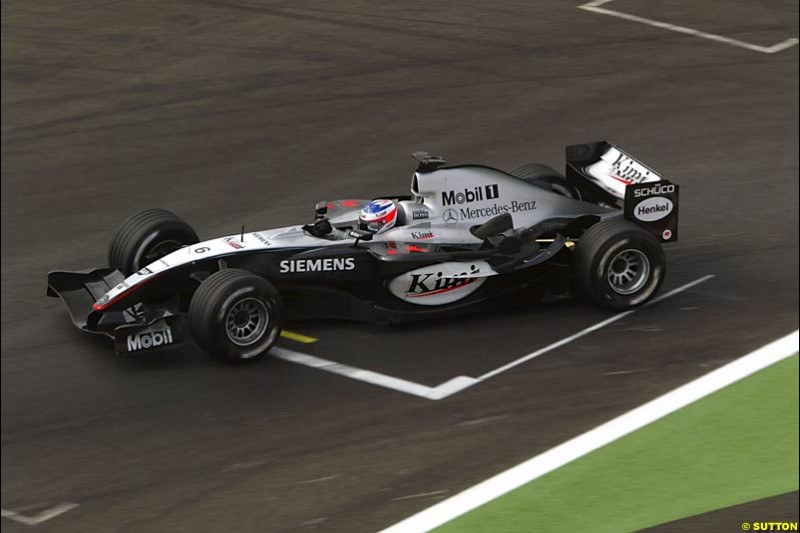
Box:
left=108, top=209, right=199, bottom=275
left=188, top=269, right=283, bottom=364
left=573, top=219, right=665, bottom=310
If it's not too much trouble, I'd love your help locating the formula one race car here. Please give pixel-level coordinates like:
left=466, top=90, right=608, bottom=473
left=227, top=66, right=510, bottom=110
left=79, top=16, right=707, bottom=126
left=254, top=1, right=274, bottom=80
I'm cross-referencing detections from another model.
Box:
left=47, top=141, right=679, bottom=363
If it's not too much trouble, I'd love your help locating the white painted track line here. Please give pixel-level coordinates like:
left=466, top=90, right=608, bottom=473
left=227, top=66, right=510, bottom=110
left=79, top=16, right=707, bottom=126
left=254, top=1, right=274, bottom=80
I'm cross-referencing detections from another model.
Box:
left=272, top=347, right=481, bottom=400
left=274, top=275, right=714, bottom=400
left=579, top=0, right=799, bottom=54
left=1, top=503, right=79, bottom=526
left=379, top=330, right=800, bottom=533
left=271, top=347, right=441, bottom=398
left=479, top=274, right=714, bottom=380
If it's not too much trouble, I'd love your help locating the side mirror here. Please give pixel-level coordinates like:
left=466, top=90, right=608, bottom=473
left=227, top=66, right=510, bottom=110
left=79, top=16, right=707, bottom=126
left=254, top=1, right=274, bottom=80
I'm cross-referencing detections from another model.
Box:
left=349, top=229, right=373, bottom=242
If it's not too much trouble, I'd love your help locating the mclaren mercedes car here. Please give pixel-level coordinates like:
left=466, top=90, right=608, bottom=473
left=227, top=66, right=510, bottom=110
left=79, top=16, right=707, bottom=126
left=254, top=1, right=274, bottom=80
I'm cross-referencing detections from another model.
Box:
left=47, top=141, right=679, bottom=363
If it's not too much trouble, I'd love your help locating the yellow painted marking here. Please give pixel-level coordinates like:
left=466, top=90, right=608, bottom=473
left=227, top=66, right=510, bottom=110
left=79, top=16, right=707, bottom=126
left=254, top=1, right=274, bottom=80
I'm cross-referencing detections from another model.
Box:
left=535, top=238, right=576, bottom=249
left=280, top=330, right=318, bottom=344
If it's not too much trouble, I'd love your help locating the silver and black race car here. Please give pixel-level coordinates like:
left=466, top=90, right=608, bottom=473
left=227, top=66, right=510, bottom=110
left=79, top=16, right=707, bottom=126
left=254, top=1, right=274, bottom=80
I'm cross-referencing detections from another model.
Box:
left=47, top=141, right=679, bottom=363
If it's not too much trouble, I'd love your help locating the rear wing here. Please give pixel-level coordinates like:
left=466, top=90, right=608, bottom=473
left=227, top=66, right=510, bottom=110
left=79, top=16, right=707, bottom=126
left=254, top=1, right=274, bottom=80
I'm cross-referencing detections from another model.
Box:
left=566, top=141, right=678, bottom=242
left=565, top=141, right=662, bottom=200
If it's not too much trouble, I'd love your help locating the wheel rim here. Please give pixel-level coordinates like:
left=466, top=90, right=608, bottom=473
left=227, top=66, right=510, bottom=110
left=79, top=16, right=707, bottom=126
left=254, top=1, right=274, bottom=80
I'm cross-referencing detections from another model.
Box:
left=607, top=249, right=651, bottom=295
left=142, top=239, right=183, bottom=265
left=225, top=297, right=270, bottom=347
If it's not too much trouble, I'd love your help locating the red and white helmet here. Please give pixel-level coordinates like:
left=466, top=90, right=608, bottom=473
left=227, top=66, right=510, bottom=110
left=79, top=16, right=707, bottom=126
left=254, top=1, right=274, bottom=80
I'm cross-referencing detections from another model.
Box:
left=359, top=199, right=398, bottom=234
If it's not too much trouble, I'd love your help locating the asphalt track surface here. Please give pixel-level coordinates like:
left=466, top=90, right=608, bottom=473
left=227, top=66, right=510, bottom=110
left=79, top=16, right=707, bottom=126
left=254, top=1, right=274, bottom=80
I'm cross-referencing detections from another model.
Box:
left=646, top=492, right=799, bottom=532
left=2, top=0, right=798, bottom=531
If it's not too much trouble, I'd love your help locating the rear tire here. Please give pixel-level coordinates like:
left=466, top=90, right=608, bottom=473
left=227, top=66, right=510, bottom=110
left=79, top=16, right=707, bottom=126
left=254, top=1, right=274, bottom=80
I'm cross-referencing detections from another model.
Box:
left=509, top=163, right=580, bottom=199
left=573, top=219, right=665, bottom=310
left=188, top=269, right=283, bottom=364
left=108, top=209, right=199, bottom=275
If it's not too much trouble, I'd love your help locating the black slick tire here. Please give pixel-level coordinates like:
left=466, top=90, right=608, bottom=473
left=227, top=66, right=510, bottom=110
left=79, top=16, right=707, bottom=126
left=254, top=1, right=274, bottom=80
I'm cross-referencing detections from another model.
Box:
left=509, top=163, right=580, bottom=199
left=573, top=219, right=665, bottom=310
left=108, top=209, right=199, bottom=275
left=188, top=269, right=283, bottom=364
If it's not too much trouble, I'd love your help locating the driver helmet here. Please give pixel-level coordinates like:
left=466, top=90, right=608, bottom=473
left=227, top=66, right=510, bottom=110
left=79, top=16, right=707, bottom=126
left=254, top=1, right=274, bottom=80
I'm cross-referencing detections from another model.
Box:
left=359, top=199, right=398, bottom=234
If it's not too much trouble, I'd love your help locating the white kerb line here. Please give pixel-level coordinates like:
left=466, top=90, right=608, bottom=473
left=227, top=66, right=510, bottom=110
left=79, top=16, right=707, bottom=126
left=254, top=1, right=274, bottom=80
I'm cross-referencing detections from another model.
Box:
left=578, top=0, right=799, bottom=54
left=379, top=329, right=799, bottom=533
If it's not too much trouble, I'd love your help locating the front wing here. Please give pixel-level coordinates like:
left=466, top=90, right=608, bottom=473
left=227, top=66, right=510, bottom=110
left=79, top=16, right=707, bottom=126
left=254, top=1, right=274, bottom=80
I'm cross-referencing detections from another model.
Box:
left=47, top=269, right=184, bottom=354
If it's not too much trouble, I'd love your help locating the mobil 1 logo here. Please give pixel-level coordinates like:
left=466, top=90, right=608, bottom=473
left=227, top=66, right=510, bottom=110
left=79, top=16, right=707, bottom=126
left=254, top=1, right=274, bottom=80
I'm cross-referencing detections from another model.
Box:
left=442, top=184, right=499, bottom=206
left=115, top=319, right=182, bottom=354
left=624, top=180, right=679, bottom=242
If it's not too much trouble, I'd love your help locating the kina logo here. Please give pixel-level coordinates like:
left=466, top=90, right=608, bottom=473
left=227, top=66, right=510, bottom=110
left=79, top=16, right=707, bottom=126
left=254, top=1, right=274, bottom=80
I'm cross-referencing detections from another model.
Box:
left=406, top=264, right=480, bottom=297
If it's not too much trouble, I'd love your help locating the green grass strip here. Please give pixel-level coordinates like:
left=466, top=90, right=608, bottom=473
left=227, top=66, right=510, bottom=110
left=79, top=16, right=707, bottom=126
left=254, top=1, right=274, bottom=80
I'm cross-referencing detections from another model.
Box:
left=436, top=354, right=799, bottom=533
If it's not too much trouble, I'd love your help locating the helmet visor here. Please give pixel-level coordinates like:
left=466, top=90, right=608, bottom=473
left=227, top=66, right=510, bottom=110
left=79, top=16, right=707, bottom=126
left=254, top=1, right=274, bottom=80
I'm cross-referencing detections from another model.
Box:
left=365, top=219, right=390, bottom=233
